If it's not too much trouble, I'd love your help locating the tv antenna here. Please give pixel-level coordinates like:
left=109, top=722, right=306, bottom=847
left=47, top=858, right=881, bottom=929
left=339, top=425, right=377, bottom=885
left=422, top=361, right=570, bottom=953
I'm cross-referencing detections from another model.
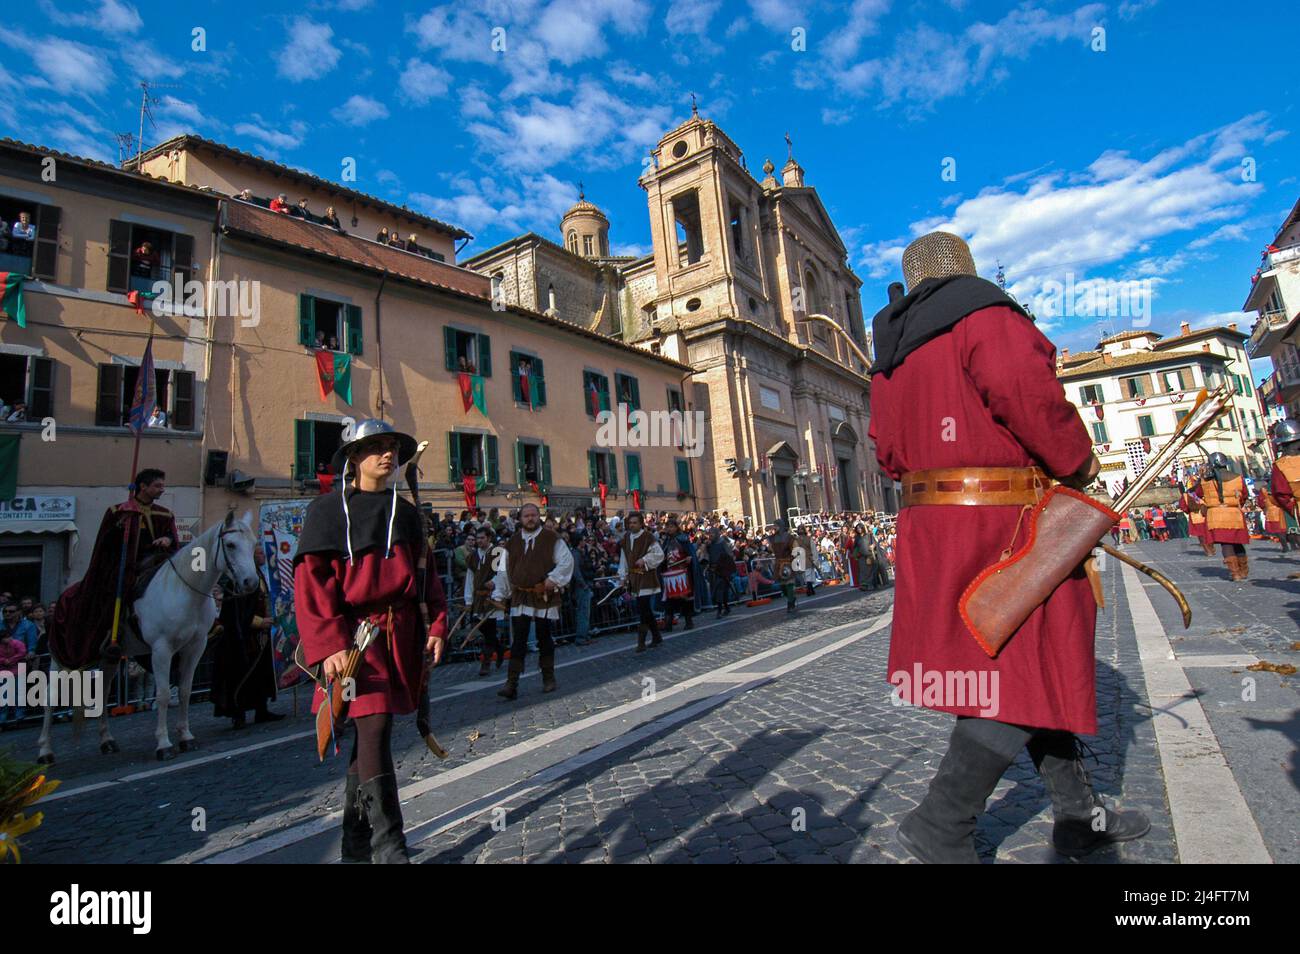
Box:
left=134, top=81, right=183, bottom=165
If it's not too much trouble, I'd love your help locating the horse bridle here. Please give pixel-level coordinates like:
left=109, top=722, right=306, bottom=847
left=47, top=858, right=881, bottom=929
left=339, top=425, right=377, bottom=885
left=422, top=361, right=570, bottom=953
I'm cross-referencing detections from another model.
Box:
left=166, top=526, right=255, bottom=599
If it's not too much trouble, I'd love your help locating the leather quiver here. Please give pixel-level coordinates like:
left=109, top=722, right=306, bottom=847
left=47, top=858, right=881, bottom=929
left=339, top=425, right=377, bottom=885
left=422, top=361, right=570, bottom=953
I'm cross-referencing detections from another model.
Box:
left=959, top=486, right=1119, bottom=658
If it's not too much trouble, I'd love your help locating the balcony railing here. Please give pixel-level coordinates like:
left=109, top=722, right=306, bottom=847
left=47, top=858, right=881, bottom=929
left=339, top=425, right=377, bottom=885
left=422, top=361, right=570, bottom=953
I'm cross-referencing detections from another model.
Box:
left=1266, top=243, right=1300, bottom=270
left=1247, top=307, right=1293, bottom=357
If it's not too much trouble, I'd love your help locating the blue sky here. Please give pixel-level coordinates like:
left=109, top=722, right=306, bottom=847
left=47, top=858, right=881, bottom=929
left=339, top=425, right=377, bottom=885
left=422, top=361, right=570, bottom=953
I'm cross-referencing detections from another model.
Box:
left=3, top=0, right=1296, bottom=379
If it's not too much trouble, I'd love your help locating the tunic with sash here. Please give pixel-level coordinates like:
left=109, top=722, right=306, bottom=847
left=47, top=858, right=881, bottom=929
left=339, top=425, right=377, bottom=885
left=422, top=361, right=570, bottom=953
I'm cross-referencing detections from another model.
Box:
left=619, top=530, right=664, bottom=597
left=870, top=305, right=1098, bottom=735
left=501, top=527, right=573, bottom=620
left=1196, top=475, right=1248, bottom=545
left=465, top=547, right=505, bottom=621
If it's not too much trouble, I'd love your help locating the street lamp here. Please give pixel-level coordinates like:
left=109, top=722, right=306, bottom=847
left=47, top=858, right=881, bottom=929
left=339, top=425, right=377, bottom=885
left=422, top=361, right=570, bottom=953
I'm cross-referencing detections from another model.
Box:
left=792, top=468, right=813, bottom=512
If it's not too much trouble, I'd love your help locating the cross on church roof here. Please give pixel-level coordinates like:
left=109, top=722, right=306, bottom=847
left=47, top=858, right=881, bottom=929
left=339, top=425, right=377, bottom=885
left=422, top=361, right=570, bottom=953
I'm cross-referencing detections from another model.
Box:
left=578, top=180, right=584, bottom=201
left=785, top=132, right=793, bottom=161
left=690, top=92, right=699, bottom=117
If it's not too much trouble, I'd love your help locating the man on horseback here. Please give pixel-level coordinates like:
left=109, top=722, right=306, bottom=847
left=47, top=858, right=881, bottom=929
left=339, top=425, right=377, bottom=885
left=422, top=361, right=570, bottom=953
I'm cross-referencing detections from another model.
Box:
left=48, top=469, right=179, bottom=671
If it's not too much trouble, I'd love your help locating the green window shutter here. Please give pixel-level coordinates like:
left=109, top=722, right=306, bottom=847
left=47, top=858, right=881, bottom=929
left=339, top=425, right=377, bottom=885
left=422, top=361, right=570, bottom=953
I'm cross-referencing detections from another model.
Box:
left=345, top=304, right=363, bottom=355
left=299, top=294, right=315, bottom=346
left=28, top=357, right=54, bottom=420
left=676, top=459, right=691, bottom=493
left=533, top=356, right=546, bottom=407
left=444, top=327, right=457, bottom=372
left=477, top=334, right=492, bottom=377
left=625, top=453, right=641, bottom=490
left=588, top=451, right=598, bottom=488
left=630, top=377, right=640, bottom=410
left=485, top=434, right=499, bottom=485
left=510, top=352, right=524, bottom=403
left=608, top=452, right=618, bottom=490
left=294, top=420, right=313, bottom=479
left=514, top=439, right=526, bottom=486
left=33, top=204, right=60, bottom=281
left=447, top=431, right=461, bottom=484
left=541, top=444, right=552, bottom=488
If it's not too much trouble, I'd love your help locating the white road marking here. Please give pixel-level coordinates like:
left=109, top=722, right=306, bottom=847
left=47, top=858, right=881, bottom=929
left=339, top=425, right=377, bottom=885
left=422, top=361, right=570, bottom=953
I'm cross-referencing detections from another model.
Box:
left=200, top=612, right=893, bottom=863
left=1174, top=654, right=1261, bottom=668
left=1119, top=560, right=1272, bottom=864
left=50, top=587, right=863, bottom=802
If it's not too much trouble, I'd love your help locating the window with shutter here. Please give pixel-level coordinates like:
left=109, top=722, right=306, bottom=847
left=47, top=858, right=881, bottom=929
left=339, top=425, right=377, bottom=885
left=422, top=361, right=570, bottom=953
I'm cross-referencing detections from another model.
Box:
left=443, top=327, right=458, bottom=371
left=607, top=451, right=617, bottom=490
left=33, top=205, right=60, bottom=280
left=96, top=364, right=123, bottom=426
left=172, top=371, right=195, bottom=430
left=294, top=420, right=314, bottom=479
left=625, top=453, right=642, bottom=491
left=476, top=334, right=492, bottom=377
left=27, top=357, right=53, bottom=419
left=514, top=439, right=526, bottom=486
left=588, top=451, right=598, bottom=488
left=675, top=458, right=691, bottom=493
left=345, top=304, right=363, bottom=355
left=531, top=356, right=546, bottom=407
left=107, top=220, right=132, bottom=293
left=541, top=444, right=552, bottom=488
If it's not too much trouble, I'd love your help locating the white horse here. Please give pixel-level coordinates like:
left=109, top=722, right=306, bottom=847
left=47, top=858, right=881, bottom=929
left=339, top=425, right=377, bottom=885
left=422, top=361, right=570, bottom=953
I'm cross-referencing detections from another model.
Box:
left=37, top=510, right=261, bottom=763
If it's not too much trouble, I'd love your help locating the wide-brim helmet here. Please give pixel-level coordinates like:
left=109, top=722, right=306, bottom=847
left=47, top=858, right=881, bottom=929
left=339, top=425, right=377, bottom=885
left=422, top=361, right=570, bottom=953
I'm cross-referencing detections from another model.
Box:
left=330, top=419, right=418, bottom=475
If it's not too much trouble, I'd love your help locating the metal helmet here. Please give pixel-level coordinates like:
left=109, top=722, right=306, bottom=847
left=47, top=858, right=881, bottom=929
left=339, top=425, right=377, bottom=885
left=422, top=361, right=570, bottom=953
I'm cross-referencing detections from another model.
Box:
left=1274, top=418, right=1300, bottom=450
left=330, top=419, right=418, bottom=475
left=902, top=231, right=977, bottom=292
left=1207, top=451, right=1232, bottom=471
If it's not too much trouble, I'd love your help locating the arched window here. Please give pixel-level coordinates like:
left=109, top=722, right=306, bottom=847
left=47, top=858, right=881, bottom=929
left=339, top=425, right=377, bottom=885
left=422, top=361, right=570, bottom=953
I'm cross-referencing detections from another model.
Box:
left=567, top=231, right=578, bottom=254
left=803, top=267, right=822, bottom=315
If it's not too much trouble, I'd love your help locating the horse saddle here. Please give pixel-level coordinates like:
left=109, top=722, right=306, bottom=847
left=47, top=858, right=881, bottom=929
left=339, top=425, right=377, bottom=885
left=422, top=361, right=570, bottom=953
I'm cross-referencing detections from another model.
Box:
left=130, top=551, right=171, bottom=602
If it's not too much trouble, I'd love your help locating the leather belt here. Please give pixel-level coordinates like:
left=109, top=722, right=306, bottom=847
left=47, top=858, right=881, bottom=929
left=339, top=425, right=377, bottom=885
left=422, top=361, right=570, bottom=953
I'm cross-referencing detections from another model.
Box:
left=901, top=466, right=1050, bottom=508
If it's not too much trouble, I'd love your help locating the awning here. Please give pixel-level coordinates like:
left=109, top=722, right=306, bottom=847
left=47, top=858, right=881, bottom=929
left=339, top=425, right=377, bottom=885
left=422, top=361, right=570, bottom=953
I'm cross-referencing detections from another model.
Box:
left=0, top=520, right=78, bottom=536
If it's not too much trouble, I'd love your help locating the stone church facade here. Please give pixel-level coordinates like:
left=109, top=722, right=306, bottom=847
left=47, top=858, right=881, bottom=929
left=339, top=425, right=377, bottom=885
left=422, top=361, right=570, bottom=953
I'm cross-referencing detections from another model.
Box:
left=465, top=112, right=891, bottom=523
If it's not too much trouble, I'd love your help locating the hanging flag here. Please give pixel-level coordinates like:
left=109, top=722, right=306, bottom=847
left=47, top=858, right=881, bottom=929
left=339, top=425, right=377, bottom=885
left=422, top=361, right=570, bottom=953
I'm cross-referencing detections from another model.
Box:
left=314, top=350, right=353, bottom=405
left=598, top=480, right=608, bottom=515
left=528, top=479, right=548, bottom=507
left=1135, top=397, right=1146, bottom=406
left=1141, top=437, right=1151, bottom=453
left=1276, top=372, right=1285, bottom=407
left=1, top=272, right=27, bottom=327
left=459, top=372, right=474, bottom=412
left=1172, top=392, right=1185, bottom=403
left=128, top=334, right=156, bottom=434
left=1092, top=401, right=1104, bottom=421
left=125, top=289, right=159, bottom=316
left=588, top=380, right=602, bottom=417
left=471, top=375, right=487, bottom=416
left=463, top=474, right=477, bottom=510
left=631, top=489, right=642, bottom=510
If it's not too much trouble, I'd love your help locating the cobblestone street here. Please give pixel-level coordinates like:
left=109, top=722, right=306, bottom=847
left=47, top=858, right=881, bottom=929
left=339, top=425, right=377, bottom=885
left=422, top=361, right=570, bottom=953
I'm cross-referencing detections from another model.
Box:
left=13, top=536, right=1296, bottom=864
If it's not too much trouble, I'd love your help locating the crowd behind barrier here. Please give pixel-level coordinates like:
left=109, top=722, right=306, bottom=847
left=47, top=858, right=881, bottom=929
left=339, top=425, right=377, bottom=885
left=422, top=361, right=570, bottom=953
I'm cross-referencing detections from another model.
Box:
left=0, top=507, right=898, bottom=728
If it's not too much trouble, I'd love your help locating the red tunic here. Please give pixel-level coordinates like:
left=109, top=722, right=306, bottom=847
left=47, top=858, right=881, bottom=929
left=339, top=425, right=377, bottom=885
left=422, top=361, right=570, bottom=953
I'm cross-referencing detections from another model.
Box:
left=1196, top=476, right=1249, bottom=545
left=295, top=541, right=447, bottom=717
left=1272, top=457, right=1298, bottom=514
left=870, top=306, right=1099, bottom=735
left=1180, top=493, right=1205, bottom=537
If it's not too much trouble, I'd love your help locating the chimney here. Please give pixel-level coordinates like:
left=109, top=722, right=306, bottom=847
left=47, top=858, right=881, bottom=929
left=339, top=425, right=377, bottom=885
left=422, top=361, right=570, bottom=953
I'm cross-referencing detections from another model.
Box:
left=1062, top=347, right=1070, bottom=360
left=1101, top=352, right=1113, bottom=365
left=1179, top=321, right=1191, bottom=336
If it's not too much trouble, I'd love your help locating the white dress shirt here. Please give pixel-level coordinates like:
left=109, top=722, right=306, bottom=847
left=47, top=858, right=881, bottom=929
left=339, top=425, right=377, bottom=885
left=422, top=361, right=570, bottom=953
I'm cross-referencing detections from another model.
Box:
left=498, top=527, right=574, bottom=619
left=617, top=529, right=665, bottom=597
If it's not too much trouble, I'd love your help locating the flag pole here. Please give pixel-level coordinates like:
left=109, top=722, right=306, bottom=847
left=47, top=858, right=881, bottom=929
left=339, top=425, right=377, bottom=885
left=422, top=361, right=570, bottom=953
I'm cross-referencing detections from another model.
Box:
left=107, top=315, right=158, bottom=658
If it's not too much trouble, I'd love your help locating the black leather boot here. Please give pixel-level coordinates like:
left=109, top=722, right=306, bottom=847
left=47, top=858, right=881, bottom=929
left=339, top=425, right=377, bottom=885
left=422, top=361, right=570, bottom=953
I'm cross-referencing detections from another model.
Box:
left=359, top=773, right=409, bottom=864
left=635, top=624, right=647, bottom=653
left=1029, top=732, right=1150, bottom=857
left=540, top=654, right=557, bottom=693
left=898, top=718, right=1030, bottom=864
left=497, top=659, right=524, bottom=700
left=478, top=653, right=491, bottom=677
left=341, top=770, right=372, bottom=863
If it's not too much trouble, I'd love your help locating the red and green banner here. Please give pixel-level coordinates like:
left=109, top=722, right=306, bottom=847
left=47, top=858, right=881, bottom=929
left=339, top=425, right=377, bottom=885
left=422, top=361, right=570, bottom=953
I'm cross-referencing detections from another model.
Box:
left=315, top=350, right=353, bottom=405
left=519, top=365, right=532, bottom=408
left=0, top=273, right=26, bottom=328
left=125, top=289, right=159, bottom=316
left=587, top=380, right=607, bottom=417
left=630, top=489, right=642, bottom=510
left=462, top=473, right=488, bottom=510
left=459, top=372, right=487, bottom=415
left=528, top=479, right=548, bottom=507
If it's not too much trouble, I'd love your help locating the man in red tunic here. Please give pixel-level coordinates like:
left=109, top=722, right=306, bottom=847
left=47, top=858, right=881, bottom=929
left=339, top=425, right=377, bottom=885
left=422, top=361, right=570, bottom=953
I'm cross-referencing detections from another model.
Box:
left=1269, top=420, right=1300, bottom=553
left=869, top=232, right=1148, bottom=863
left=294, top=420, right=448, bottom=863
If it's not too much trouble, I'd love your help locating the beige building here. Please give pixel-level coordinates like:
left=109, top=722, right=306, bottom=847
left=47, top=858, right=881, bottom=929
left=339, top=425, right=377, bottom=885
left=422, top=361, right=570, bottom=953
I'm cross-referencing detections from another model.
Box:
left=1057, top=324, right=1270, bottom=495
left=1243, top=196, right=1300, bottom=426
left=0, top=137, right=698, bottom=600
left=467, top=110, right=885, bottom=522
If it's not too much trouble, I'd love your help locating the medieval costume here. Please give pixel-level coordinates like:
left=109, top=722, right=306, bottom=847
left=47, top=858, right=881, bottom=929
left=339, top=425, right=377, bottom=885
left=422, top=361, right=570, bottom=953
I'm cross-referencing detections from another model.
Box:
left=294, top=421, right=448, bottom=863
left=705, top=532, right=736, bottom=618
left=869, top=231, right=1148, bottom=864
left=797, top=528, right=816, bottom=596
left=660, top=530, right=696, bottom=631
left=770, top=522, right=798, bottom=612
left=1195, top=454, right=1250, bottom=580
left=1268, top=421, right=1300, bottom=555
left=618, top=518, right=664, bottom=652
left=1180, top=487, right=1213, bottom=556
left=496, top=515, right=573, bottom=699
left=465, top=542, right=506, bottom=675
left=49, top=495, right=179, bottom=671
left=210, top=574, right=280, bottom=728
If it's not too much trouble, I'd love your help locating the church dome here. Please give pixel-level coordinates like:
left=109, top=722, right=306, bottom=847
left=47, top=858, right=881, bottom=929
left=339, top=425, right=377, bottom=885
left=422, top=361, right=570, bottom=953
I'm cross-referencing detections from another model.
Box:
left=560, top=186, right=610, bottom=258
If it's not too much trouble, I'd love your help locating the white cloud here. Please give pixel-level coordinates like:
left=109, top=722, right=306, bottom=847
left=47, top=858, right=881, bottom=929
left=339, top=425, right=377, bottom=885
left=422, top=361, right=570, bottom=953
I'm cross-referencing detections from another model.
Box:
left=747, top=0, right=811, bottom=31
left=666, top=0, right=721, bottom=36
left=821, top=107, right=853, bottom=126
left=277, top=18, right=342, bottom=82
left=4, top=35, right=113, bottom=96
left=535, top=0, right=652, bottom=65
left=856, top=115, right=1270, bottom=333
left=400, top=58, right=453, bottom=105
left=608, top=63, right=658, bottom=91
left=824, top=0, right=891, bottom=63
left=821, top=3, right=1104, bottom=111
left=155, top=96, right=208, bottom=128
left=412, top=170, right=577, bottom=240
left=465, top=80, right=672, bottom=172
left=40, top=0, right=143, bottom=34
left=233, top=119, right=306, bottom=152
left=331, top=94, right=389, bottom=126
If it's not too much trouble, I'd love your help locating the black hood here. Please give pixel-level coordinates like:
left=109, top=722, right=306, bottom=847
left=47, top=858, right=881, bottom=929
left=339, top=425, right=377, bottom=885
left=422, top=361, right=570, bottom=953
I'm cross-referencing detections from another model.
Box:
left=870, top=275, right=1031, bottom=377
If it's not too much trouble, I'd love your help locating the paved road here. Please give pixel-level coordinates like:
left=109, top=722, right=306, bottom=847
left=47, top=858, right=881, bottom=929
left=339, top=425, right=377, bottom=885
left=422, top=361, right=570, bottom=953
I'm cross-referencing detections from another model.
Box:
left=12, top=536, right=1296, bottom=864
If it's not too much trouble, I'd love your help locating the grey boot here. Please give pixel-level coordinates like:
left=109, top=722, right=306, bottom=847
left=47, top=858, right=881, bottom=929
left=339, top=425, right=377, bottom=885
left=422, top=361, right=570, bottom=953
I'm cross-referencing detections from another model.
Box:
left=341, top=770, right=372, bottom=863
left=359, top=773, right=409, bottom=864
left=1028, top=732, right=1150, bottom=857
left=898, top=718, right=1031, bottom=864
